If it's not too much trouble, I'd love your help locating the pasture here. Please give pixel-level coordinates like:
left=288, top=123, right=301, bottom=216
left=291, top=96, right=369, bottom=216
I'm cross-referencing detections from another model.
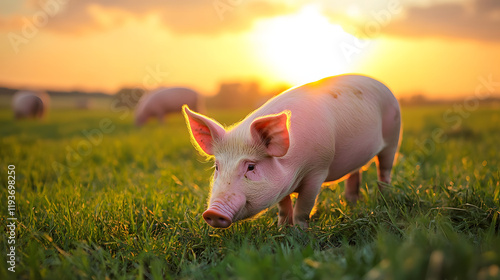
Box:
left=0, top=103, right=499, bottom=279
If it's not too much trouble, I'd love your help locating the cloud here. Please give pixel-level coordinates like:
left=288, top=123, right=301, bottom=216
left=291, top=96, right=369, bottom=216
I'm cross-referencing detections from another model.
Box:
left=384, top=0, right=500, bottom=41
left=0, top=0, right=299, bottom=35
left=3, top=0, right=498, bottom=42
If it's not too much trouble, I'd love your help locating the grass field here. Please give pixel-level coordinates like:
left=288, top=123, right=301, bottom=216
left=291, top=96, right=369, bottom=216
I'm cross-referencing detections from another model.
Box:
left=1, top=104, right=499, bottom=279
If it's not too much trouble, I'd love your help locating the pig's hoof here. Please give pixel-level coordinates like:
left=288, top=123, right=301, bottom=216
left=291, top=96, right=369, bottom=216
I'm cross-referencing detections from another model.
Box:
left=345, top=193, right=359, bottom=204
left=203, top=210, right=232, bottom=228
left=278, top=216, right=293, bottom=227
left=295, top=221, right=309, bottom=230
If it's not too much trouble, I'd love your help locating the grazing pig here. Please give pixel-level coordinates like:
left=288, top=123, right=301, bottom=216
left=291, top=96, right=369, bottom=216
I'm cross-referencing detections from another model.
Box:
left=12, top=90, right=50, bottom=120
left=183, top=74, right=401, bottom=229
left=135, top=87, right=199, bottom=126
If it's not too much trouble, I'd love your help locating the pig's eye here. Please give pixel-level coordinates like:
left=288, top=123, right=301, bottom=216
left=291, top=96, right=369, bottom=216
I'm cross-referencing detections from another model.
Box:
left=247, top=164, right=255, bottom=172
left=215, top=163, right=219, bottom=171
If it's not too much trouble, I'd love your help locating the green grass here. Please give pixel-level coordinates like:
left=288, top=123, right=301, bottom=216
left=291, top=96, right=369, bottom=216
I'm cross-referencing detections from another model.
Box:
left=0, top=105, right=499, bottom=279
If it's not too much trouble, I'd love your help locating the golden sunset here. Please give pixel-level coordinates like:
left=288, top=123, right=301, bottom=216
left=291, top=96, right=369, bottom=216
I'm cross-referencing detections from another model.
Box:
left=1, top=0, right=499, bottom=98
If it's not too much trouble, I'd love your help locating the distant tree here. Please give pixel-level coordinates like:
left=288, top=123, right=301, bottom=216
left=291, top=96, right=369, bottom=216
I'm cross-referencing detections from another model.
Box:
left=208, top=81, right=262, bottom=109
left=75, top=97, right=92, bottom=109
left=0, top=87, right=18, bottom=97
left=254, top=83, right=291, bottom=107
left=399, top=92, right=429, bottom=106
left=113, top=87, right=145, bottom=109
left=409, top=93, right=428, bottom=105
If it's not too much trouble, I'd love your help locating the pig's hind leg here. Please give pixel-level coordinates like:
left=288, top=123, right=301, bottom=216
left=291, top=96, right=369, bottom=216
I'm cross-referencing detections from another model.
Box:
left=376, top=144, right=398, bottom=188
left=345, top=170, right=361, bottom=203
left=278, top=195, right=293, bottom=226
left=377, top=106, right=401, bottom=188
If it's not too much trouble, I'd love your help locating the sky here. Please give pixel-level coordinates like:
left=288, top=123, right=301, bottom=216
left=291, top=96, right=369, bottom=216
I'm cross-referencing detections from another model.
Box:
left=0, top=0, right=499, bottom=98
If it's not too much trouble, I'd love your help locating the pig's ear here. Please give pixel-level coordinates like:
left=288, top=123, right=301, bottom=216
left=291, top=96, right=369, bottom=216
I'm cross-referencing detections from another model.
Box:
left=183, top=105, right=225, bottom=156
left=250, top=111, right=291, bottom=157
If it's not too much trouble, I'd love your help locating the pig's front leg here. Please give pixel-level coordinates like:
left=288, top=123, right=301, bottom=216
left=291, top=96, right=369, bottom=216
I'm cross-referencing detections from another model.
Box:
left=278, top=195, right=293, bottom=226
left=293, top=174, right=326, bottom=229
left=156, top=112, right=165, bottom=124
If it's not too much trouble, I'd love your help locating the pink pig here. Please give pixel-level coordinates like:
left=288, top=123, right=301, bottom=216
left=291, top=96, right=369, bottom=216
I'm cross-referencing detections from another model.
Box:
left=135, top=87, right=199, bottom=126
left=12, top=90, right=50, bottom=120
left=183, top=74, right=401, bottom=229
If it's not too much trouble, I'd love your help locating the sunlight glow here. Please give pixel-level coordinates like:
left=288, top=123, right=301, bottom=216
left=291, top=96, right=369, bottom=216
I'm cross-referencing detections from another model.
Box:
left=252, top=5, right=364, bottom=86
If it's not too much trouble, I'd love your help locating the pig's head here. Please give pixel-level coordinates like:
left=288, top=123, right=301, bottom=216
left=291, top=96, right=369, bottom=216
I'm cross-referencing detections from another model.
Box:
left=183, top=105, right=291, bottom=228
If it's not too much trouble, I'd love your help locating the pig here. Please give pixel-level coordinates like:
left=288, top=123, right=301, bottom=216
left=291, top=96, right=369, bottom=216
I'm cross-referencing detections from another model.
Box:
left=183, top=74, right=401, bottom=229
left=135, top=87, right=199, bottom=126
left=12, top=90, right=50, bottom=120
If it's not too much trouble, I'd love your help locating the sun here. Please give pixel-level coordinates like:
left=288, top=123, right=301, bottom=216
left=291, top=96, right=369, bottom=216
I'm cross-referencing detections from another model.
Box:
left=252, top=5, right=363, bottom=86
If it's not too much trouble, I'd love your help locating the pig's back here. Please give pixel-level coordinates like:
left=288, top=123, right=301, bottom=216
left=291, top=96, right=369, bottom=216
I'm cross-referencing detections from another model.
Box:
left=138, top=87, right=198, bottom=112
left=157, top=87, right=198, bottom=109
left=241, top=74, right=399, bottom=180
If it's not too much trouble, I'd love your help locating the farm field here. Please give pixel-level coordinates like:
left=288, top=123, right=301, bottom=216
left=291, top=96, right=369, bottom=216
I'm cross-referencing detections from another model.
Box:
left=1, top=104, right=499, bottom=279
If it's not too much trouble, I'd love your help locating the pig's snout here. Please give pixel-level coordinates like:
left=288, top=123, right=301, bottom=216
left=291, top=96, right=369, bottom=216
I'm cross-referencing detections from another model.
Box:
left=203, top=196, right=245, bottom=228
left=203, top=209, right=232, bottom=228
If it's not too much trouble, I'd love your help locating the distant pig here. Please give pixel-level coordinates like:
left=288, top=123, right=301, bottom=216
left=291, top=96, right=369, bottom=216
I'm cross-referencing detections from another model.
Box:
left=12, top=90, right=50, bottom=120
left=135, top=87, right=199, bottom=126
left=183, top=74, right=401, bottom=229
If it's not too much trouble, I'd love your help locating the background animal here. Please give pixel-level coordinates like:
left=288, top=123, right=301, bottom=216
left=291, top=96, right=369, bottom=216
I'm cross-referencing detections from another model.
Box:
left=12, top=90, right=50, bottom=120
left=135, top=87, right=199, bottom=126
